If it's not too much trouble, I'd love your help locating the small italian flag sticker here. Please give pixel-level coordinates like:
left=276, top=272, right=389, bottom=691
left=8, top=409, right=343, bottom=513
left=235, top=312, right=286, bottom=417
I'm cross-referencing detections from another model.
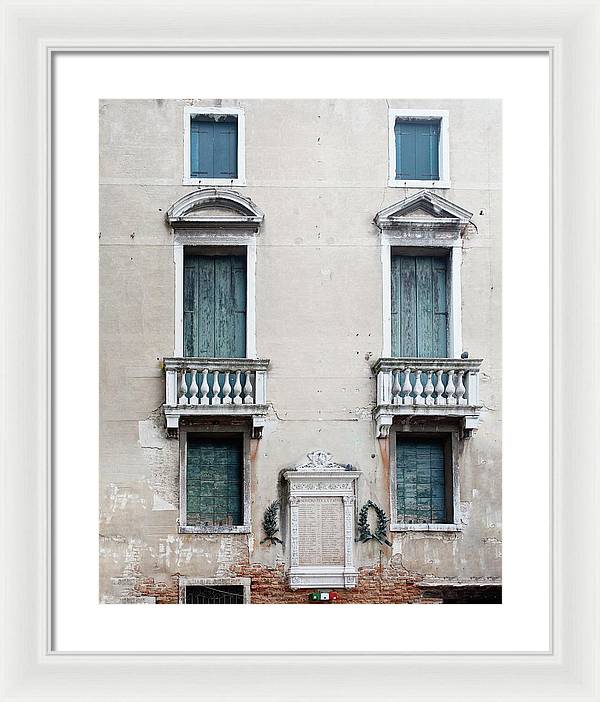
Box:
left=308, top=591, right=338, bottom=602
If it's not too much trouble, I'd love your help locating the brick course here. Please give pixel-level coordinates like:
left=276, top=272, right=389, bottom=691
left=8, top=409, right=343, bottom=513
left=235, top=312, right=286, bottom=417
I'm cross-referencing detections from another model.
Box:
left=133, top=566, right=445, bottom=604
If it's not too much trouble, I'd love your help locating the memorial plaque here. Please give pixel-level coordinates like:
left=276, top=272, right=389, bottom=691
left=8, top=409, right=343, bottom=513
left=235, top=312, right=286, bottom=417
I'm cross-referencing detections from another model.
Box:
left=297, top=497, right=345, bottom=566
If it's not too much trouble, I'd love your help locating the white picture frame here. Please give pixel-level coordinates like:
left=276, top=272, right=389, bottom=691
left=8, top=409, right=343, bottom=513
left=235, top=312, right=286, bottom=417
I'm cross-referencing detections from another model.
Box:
left=1, top=1, right=598, bottom=700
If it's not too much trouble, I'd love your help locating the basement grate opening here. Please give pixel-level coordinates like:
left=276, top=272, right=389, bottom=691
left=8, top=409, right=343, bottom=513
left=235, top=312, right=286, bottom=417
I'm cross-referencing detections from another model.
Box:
left=185, top=584, right=245, bottom=604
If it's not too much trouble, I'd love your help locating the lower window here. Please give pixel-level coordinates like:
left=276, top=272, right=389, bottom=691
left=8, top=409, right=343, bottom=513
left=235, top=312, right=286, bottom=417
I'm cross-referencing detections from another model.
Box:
left=186, top=434, right=243, bottom=527
left=395, top=435, right=452, bottom=525
left=185, top=584, right=245, bottom=605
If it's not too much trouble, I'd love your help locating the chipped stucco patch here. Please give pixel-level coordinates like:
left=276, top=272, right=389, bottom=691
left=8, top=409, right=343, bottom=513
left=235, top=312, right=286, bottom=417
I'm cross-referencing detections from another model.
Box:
left=138, top=409, right=179, bottom=509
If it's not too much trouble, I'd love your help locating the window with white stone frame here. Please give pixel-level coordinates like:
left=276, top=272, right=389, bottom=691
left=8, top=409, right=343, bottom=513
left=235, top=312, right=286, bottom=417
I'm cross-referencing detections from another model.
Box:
left=183, top=105, right=246, bottom=186
left=388, top=108, right=450, bottom=188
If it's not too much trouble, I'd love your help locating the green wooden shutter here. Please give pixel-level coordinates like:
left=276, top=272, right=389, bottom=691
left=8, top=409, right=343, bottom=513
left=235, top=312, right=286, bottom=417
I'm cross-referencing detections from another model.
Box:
left=186, top=435, right=243, bottom=527
left=183, top=254, right=246, bottom=358
left=396, top=437, right=447, bottom=524
left=190, top=119, right=214, bottom=178
left=213, top=120, right=238, bottom=178
left=190, top=116, right=238, bottom=179
left=391, top=255, right=448, bottom=357
left=395, top=119, right=440, bottom=180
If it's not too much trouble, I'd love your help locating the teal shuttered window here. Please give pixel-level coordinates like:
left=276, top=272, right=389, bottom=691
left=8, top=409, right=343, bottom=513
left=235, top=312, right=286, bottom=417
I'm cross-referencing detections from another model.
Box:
left=396, top=436, right=448, bottom=524
left=183, top=254, right=246, bottom=358
left=391, top=254, right=448, bottom=358
left=394, top=119, right=440, bottom=181
left=190, top=115, right=238, bottom=179
left=186, top=435, right=243, bottom=527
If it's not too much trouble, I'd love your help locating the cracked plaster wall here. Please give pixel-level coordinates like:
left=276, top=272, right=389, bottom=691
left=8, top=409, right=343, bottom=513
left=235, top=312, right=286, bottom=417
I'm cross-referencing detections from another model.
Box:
left=99, top=99, right=502, bottom=602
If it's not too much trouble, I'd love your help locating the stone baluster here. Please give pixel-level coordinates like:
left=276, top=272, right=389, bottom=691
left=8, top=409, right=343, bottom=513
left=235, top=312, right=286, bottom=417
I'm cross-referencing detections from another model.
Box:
left=392, top=371, right=401, bottom=405
left=188, top=369, right=199, bottom=405
left=445, top=371, right=457, bottom=405
left=243, top=371, right=254, bottom=404
left=211, top=372, right=221, bottom=405
left=402, top=368, right=413, bottom=405
left=178, top=369, right=189, bottom=405
left=424, top=370, right=434, bottom=405
left=199, top=369, right=210, bottom=405
left=233, top=370, right=243, bottom=405
left=456, top=370, right=466, bottom=406
left=413, top=368, right=424, bottom=405
left=222, top=371, right=232, bottom=404
left=435, top=369, right=446, bottom=405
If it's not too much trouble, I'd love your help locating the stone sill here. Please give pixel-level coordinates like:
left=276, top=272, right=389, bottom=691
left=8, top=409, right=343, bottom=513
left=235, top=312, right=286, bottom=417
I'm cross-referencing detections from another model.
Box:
left=390, top=523, right=462, bottom=532
left=178, top=525, right=251, bottom=535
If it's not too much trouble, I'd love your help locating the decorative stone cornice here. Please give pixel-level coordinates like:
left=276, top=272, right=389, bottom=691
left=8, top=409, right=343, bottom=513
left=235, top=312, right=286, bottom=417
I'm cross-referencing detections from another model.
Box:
left=374, top=190, right=473, bottom=241
left=166, top=188, right=264, bottom=231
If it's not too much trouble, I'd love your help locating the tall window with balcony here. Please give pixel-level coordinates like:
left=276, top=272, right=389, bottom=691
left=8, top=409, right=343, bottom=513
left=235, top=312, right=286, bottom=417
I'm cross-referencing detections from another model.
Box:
left=163, top=189, right=269, bottom=439
left=373, top=190, right=483, bottom=532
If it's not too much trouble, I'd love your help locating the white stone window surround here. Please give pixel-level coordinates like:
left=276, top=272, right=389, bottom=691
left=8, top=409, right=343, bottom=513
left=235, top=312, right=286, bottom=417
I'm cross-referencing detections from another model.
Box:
left=388, top=108, right=450, bottom=188
left=178, top=576, right=252, bottom=604
left=178, top=425, right=252, bottom=535
left=375, top=190, right=473, bottom=359
left=389, top=427, right=461, bottom=533
left=167, top=189, right=263, bottom=359
left=183, top=105, right=246, bottom=186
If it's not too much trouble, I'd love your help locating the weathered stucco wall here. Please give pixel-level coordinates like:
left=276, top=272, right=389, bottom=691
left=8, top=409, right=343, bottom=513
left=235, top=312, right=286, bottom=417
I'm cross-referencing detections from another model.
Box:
left=99, top=98, right=501, bottom=603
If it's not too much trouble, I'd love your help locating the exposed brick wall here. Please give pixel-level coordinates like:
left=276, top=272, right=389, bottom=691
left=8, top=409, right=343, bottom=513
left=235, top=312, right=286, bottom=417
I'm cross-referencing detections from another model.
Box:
left=130, top=566, right=445, bottom=604
left=231, top=563, right=443, bottom=604
left=135, top=575, right=180, bottom=604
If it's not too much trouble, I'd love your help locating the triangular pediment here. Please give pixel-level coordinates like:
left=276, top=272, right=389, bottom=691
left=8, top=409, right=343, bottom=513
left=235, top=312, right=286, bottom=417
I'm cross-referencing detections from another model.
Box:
left=374, top=190, right=472, bottom=230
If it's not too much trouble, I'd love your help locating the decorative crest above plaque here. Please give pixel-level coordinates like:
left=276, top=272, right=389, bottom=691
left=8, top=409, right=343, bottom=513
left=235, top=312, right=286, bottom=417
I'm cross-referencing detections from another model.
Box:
left=294, top=450, right=352, bottom=472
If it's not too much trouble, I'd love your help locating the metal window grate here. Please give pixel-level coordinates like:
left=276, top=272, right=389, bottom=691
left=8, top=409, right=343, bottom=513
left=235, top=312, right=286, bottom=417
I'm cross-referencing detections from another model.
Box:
left=185, top=584, right=245, bottom=604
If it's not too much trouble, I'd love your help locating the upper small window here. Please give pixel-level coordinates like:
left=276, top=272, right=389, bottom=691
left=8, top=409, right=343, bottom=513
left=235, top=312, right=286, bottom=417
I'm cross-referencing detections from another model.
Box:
left=395, top=119, right=440, bottom=180
left=388, top=109, right=450, bottom=188
left=183, top=106, right=245, bottom=185
left=191, top=115, right=237, bottom=179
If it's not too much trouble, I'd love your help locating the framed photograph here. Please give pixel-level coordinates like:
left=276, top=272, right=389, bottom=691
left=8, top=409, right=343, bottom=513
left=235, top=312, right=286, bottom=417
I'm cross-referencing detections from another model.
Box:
left=1, top=1, right=598, bottom=700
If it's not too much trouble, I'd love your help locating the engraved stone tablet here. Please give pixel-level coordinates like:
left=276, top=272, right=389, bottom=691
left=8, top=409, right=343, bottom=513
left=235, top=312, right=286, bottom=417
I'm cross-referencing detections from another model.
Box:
left=297, top=497, right=345, bottom=566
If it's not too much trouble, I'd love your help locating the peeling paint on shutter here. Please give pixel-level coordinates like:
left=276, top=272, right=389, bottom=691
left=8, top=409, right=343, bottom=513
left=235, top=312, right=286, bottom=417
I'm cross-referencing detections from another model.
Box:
left=391, top=254, right=448, bottom=357
left=396, top=437, right=447, bottom=524
left=186, top=436, right=243, bottom=527
left=183, top=254, right=246, bottom=358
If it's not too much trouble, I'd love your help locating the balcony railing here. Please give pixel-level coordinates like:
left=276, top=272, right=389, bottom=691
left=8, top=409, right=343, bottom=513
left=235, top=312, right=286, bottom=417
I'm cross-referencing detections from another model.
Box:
left=163, top=357, right=270, bottom=437
left=372, top=357, right=483, bottom=438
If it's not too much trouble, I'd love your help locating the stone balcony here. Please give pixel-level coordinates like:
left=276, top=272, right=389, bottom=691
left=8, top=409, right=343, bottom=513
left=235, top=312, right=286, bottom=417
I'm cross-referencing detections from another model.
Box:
left=163, top=357, right=270, bottom=437
left=372, top=357, right=483, bottom=438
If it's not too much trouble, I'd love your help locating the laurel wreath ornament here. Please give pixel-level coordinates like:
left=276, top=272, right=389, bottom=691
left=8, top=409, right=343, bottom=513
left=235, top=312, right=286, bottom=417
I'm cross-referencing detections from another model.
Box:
left=260, top=500, right=283, bottom=545
left=356, top=500, right=392, bottom=547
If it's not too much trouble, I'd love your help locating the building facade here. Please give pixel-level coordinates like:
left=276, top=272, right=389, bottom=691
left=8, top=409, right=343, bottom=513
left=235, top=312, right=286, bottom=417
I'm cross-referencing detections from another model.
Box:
left=99, top=98, right=502, bottom=604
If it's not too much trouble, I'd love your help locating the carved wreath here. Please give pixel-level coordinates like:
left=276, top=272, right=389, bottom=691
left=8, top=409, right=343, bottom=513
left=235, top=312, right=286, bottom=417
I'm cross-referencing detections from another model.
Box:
left=260, top=500, right=283, bottom=545
left=356, top=500, right=392, bottom=547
